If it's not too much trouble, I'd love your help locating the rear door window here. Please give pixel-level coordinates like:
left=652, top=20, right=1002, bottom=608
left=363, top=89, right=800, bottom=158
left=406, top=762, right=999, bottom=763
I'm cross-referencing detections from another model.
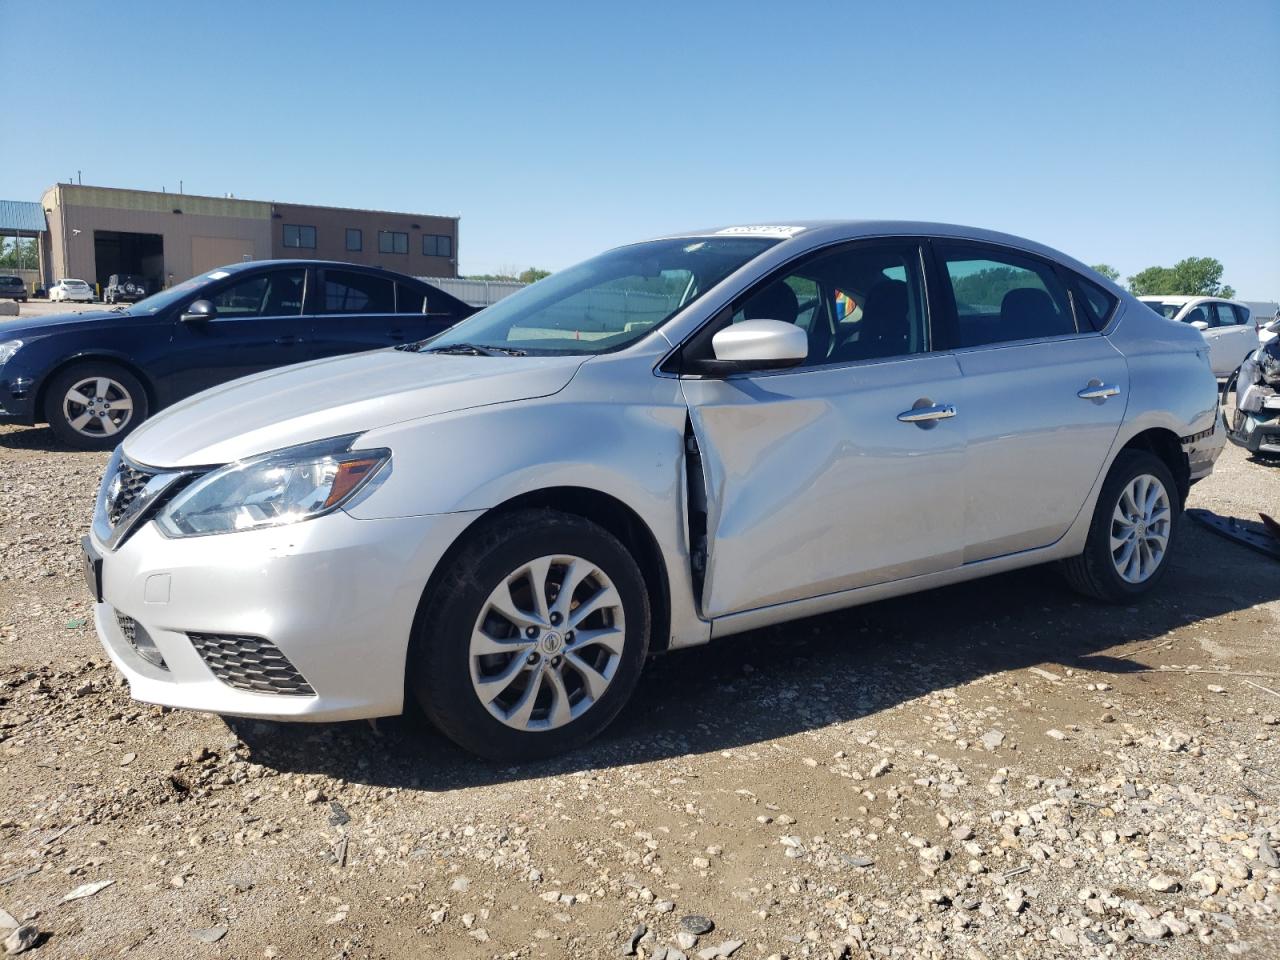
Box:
left=321, top=270, right=395, bottom=314
left=1211, top=303, right=1240, bottom=326
left=936, top=244, right=1077, bottom=346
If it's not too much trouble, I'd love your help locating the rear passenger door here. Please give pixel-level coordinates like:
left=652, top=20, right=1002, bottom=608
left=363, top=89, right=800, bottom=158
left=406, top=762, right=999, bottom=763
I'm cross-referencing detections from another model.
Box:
left=1209, top=303, right=1254, bottom=374
left=933, top=241, right=1129, bottom=562
left=308, top=268, right=406, bottom=359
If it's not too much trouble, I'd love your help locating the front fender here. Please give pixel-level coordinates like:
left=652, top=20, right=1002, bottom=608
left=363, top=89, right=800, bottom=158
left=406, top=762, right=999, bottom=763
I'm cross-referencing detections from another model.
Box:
left=349, top=368, right=709, bottom=648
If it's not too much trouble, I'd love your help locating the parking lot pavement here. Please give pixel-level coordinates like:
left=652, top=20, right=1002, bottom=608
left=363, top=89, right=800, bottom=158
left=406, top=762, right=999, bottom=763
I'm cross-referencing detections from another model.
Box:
left=1, top=299, right=110, bottom=320
left=0, top=425, right=1277, bottom=959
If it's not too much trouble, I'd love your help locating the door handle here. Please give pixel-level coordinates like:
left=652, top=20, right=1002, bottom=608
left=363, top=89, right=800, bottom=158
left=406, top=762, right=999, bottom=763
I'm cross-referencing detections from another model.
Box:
left=897, top=403, right=957, bottom=423
left=1077, top=382, right=1120, bottom=400
left=388, top=329, right=406, bottom=341
left=274, top=335, right=304, bottom=345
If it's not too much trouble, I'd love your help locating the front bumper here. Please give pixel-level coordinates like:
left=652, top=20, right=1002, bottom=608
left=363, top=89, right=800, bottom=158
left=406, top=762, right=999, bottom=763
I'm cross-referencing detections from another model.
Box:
left=1226, top=412, right=1280, bottom=456
left=0, top=376, right=36, bottom=425
left=89, top=507, right=482, bottom=721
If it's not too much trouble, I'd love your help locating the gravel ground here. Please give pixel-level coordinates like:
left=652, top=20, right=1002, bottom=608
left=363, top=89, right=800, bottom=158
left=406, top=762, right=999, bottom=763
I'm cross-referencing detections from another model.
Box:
left=1, top=422, right=1277, bottom=960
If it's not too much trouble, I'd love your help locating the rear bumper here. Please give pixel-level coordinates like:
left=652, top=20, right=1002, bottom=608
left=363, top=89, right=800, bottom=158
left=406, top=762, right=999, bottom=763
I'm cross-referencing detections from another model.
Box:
left=1184, top=411, right=1227, bottom=481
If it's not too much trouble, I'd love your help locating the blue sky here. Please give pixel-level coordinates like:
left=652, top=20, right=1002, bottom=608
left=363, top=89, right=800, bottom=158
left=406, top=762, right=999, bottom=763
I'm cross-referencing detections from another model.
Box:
left=5, top=0, right=1278, bottom=296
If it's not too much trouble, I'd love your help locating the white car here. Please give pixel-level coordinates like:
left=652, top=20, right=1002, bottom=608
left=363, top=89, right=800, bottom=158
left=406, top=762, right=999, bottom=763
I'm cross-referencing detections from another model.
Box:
left=49, top=279, right=95, bottom=303
left=85, top=222, right=1224, bottom=760
left=1138, top=296, right=1257, bottom=377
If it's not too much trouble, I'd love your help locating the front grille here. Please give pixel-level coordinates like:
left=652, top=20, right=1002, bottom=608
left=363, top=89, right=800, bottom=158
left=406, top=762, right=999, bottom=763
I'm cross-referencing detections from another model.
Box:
left=187, top=633, right=315, bottom=696
left=106, top=459, right=156, bottom=525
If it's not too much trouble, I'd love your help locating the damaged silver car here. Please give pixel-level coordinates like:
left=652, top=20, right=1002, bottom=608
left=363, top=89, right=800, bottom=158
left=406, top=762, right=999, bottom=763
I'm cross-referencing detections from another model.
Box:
left=85, top=222, right=1224, bottom=760
left=1227, top=316, right=1280, bottom=459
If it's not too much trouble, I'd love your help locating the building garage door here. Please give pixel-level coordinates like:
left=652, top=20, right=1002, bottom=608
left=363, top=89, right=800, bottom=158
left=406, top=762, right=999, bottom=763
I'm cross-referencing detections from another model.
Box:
left=192, top=236, right=255, bottom=275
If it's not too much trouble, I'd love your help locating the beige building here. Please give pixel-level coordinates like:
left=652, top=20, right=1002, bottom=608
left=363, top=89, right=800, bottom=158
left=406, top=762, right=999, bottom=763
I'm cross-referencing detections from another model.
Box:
left=40, top=184, right=459, bottom=294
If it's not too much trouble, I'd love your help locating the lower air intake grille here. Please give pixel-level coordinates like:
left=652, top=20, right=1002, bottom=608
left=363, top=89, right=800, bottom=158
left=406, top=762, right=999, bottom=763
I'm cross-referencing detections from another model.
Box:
left=187, top=633, right=315, bottom=696
left=117, top=612, right=137, bottom=645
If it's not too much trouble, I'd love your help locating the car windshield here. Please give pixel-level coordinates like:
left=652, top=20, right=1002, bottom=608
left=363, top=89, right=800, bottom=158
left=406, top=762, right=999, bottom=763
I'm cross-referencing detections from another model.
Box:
left=125, top=272, right=226, bottom=314
left=1143, top=301, right=1182, bottom=319
left=421, top=237, right=779, bottom=355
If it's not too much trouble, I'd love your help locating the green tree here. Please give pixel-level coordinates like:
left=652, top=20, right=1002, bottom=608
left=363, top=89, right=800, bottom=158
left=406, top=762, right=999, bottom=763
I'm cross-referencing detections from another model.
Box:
left=1127, top=257, right=1234, bottom=299
left=1090, top=263, right=1120, bottom=282
left=518, top=267, right=551, bottom=284
left=0, top=238, right=38, bottom=270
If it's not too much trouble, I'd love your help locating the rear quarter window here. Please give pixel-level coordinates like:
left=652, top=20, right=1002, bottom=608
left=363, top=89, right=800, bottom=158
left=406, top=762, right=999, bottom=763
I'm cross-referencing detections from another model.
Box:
left=1071, top=275, right=1118, bottom=330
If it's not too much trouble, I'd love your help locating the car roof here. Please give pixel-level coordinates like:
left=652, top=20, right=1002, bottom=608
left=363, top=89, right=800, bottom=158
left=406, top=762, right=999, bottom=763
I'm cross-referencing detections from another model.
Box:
left=208, top=258, right=431, bottom=280
left=645, top=219, right=1102, bottom=276
left=1137, top=294, right=1242, bottom=306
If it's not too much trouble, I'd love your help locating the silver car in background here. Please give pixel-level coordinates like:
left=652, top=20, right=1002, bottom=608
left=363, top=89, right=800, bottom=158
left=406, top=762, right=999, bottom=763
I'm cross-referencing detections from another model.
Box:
left=84, top=222, right=1224, bottom=759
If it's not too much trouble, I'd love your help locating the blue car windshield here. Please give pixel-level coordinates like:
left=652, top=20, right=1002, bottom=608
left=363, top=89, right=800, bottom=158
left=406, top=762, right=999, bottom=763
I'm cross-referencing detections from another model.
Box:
left=126, top=272, right=225, bottom=314
left=422, top=237, right=779, bottom=355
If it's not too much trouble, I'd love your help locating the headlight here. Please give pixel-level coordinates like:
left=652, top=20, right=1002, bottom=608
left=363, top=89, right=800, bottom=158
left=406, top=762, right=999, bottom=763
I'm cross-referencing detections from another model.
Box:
left=155, top=435, right=390, bottom=538
left=0, top=340, right=22, bottom=364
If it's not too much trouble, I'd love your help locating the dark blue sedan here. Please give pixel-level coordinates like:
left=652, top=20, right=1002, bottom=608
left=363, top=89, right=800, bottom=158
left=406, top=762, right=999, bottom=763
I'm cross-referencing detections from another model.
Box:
left=0, top=260, right=475, bottom=449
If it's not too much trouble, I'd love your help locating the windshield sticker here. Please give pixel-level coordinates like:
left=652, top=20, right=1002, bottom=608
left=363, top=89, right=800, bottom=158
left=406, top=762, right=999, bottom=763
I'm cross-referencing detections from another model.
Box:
left=714, top=225, right=806, bottom=238
left=206, top=271, right=231, bottom=280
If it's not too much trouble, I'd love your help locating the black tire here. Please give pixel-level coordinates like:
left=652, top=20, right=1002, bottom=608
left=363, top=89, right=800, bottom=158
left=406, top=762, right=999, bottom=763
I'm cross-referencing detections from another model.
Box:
left=43, top=361, right=150, bottom=450
left=1060, top=450, right=1180, bottom=602
left=409, top=508, right=651, bottom=761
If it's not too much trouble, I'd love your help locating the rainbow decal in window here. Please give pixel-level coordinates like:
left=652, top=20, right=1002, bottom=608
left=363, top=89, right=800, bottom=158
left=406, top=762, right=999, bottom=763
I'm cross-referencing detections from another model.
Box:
left=834, top=289, right=858, bottom=320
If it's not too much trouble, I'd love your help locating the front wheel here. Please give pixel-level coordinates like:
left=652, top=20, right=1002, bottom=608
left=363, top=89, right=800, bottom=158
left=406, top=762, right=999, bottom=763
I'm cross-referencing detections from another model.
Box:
left=43, top=362, right=149, bottom=450
left=1060, top=450, right=1180, bottom=602
left=410, top=509, right=651, bottom=761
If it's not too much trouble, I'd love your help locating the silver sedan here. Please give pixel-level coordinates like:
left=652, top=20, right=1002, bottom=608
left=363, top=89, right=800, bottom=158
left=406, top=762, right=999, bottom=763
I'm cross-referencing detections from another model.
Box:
left=85, top=221, right=1224, bottom=759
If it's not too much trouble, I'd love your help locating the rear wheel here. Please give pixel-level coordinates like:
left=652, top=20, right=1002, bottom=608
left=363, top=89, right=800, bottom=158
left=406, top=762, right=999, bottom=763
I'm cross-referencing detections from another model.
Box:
left=1060, top=450, right=1180, bottom=602
left=43, top=362, right=149, bottom=450
left=410, top=509, right=650, bottom=761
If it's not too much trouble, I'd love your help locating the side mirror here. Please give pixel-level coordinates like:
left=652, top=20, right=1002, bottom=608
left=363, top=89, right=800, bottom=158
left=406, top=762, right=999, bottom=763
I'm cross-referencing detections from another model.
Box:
left=1189, top=319, right=1209, bottom=331
left=1267, top=317, right=1280, bottom=334
left=180, top=299, right=216, bottom=323
left=709, top=319, right=808, bottom=371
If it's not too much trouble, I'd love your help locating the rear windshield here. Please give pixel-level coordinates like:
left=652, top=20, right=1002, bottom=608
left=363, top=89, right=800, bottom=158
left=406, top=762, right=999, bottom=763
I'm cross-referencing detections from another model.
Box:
left=422, top=236, right=779, bottom=355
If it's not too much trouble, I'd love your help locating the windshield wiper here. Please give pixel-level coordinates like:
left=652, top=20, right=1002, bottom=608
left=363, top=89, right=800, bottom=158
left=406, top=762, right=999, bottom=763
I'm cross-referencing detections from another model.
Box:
left=420, top=342, right=527, bottom=357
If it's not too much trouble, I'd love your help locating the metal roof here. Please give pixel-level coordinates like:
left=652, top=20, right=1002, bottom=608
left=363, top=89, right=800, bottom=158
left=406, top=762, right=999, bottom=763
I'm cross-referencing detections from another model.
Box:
left=0, top=200, right=47, bottom=233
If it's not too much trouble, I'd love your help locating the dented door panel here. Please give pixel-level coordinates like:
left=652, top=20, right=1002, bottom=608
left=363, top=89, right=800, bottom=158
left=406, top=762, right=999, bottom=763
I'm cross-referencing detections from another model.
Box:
left=682, top=353, right=967, bottom=619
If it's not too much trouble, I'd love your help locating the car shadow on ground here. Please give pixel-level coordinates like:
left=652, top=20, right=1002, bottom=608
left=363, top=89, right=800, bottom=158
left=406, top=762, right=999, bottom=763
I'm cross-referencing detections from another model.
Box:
left=228, top=521, right=1280, bottom=792
left=0, top=425, right=80, bottom=453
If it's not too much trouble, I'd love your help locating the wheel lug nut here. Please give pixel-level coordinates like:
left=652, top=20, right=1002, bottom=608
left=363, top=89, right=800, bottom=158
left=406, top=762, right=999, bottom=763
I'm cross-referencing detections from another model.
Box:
left=525, top=626, right=537, bottom=638
left=551, top=656, right=562, bottom=667
left=527, top=652, right=539, bottom=664
left=549, top=612, right=562, bottom=625
left=565, top=631, right=573, bottom=642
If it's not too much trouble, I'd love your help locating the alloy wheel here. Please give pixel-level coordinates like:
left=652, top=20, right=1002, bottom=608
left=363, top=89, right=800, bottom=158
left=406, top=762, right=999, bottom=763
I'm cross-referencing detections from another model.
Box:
left=1109, top=473, right=1171, bottom=583
left=62, top=376, right=135, bottom=439
left=469, top=554, right=626, bottom=731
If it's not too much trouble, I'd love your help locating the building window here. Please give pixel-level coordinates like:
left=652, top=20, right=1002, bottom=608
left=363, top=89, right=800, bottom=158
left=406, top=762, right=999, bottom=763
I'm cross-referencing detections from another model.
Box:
left=345, top=228, right=362, bottom=252
left=378, top=230, right=408, bottom=254
left=423, top=234, right=453, bottom=258
left=283, top=224, right=316, bottom=249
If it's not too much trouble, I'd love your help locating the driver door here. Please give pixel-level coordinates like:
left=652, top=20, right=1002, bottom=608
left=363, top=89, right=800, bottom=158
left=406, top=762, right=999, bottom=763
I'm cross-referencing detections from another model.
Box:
left=167, top=267, right=313, bottom=399
left=680, top=240, right=967, bottom=620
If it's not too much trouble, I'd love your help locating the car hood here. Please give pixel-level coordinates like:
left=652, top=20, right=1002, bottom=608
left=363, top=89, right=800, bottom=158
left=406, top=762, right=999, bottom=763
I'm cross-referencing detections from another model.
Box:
left=124, top=348, right=588, bottom=467
left=1, top=309, right=124, bottom=335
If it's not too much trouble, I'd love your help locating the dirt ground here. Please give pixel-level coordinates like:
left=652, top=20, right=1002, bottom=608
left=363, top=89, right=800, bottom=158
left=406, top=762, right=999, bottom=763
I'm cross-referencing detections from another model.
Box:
left=0, top=422, right=1277, bottom=960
